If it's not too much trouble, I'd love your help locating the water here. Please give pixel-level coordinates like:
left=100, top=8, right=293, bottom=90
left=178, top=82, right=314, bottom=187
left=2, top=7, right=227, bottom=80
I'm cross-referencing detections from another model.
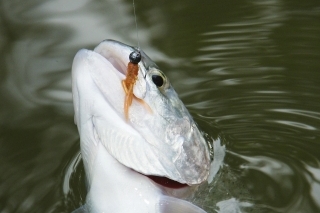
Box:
left=0, top=0, right=320, bottom=212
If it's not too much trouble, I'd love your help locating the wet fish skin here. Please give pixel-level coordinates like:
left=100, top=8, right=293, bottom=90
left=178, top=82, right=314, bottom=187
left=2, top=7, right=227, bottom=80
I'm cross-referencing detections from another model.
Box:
left=72, top=39, right=210, bottom=213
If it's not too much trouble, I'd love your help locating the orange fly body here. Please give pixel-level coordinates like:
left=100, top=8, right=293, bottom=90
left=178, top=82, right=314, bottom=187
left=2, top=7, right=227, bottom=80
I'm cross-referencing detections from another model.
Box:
left=122, top=50, right=141, bottom=121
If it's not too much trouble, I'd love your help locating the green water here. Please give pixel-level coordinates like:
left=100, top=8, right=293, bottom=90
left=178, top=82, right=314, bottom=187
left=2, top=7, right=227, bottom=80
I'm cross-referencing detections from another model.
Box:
left=0, top=0, right=320, bottom=212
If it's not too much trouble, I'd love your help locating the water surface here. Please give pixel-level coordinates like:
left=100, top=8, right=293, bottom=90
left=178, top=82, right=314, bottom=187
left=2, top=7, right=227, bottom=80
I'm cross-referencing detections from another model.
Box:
left=0, top=0, right=320, bottom=212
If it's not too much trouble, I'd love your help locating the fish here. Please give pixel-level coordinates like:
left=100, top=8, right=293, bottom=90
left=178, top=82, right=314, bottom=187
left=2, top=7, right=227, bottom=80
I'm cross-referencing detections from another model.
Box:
left=71, top=39, right=210, bottom=213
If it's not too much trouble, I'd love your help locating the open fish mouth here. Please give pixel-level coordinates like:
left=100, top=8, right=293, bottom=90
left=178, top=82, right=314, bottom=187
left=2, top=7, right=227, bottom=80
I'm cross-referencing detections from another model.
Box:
left=145, top=175, right=188, bottom=189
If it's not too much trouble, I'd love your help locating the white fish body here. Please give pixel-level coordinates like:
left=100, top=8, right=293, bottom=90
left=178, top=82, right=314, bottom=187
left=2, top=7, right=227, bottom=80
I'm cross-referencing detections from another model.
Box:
left=72, top=40, right=210, bottom=213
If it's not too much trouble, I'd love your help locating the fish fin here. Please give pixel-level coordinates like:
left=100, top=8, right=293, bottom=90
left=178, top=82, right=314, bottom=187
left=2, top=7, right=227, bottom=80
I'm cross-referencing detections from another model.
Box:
left=71, top=205, right=88, bottom=213
left=157, top=196, right=207, bottom=213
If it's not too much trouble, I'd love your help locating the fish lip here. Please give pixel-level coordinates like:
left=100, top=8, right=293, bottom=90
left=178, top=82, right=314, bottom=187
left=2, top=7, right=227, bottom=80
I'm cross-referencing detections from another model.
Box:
left=93, top=39, right=133, bottom=76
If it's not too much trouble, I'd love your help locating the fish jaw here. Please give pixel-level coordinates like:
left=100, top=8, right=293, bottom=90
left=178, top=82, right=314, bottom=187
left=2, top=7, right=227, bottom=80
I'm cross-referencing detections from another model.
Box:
left=72, top=39, right=210, bottom=186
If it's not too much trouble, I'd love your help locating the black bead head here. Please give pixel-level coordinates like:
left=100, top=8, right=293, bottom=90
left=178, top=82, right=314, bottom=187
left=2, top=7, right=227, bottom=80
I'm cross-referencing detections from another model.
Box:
left=129, top=51, right=141, bottom=64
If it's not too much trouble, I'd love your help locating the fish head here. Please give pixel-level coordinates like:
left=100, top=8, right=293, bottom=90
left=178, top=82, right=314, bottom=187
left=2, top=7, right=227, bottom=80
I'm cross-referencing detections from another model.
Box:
left=72, top=39, right=210, bottom=186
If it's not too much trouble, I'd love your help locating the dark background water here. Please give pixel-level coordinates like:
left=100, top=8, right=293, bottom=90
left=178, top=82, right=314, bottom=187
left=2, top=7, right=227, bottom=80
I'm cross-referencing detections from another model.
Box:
left=0, top=0, right=320, bottom=212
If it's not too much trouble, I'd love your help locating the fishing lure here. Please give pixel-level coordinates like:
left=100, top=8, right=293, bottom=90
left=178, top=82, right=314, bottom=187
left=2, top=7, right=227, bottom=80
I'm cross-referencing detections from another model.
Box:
left=122, top=50, right=141, bottom=120
left=121, top=1, right=151, bottom=120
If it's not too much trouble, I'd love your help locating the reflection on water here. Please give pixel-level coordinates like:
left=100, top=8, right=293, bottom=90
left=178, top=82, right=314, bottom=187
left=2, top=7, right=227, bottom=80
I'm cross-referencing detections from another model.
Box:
left=1, top=0, right=320, bottom=212
left=0, top=0, right=173, bottom=116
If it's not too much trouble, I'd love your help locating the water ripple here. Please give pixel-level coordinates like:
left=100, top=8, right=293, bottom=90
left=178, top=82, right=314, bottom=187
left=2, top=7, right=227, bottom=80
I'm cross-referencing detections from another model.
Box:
left=268, top=120, right=317, bottom=131
left=270, top=109, right=320, bottom=120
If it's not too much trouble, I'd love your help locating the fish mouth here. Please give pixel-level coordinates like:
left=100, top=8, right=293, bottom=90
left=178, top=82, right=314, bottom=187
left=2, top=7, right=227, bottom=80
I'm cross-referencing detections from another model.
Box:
left=94, top=39, right=134, bottom=76
left=145, top=175, right=188, bottom=189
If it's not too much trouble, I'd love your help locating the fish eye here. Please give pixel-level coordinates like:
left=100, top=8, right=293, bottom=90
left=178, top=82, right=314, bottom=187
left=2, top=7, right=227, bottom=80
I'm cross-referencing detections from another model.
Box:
left=152, top=75, right=164, bottom=87
left=148, top=68, right=169, bottom=90
left=129, top=51, right=141, bottom=64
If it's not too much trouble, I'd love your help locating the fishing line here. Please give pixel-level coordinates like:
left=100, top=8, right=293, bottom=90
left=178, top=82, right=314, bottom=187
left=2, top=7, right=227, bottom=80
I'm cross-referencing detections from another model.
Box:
left=132, top=0, right=140, bottom=50
left=132, top=0, right=147, bottom=79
